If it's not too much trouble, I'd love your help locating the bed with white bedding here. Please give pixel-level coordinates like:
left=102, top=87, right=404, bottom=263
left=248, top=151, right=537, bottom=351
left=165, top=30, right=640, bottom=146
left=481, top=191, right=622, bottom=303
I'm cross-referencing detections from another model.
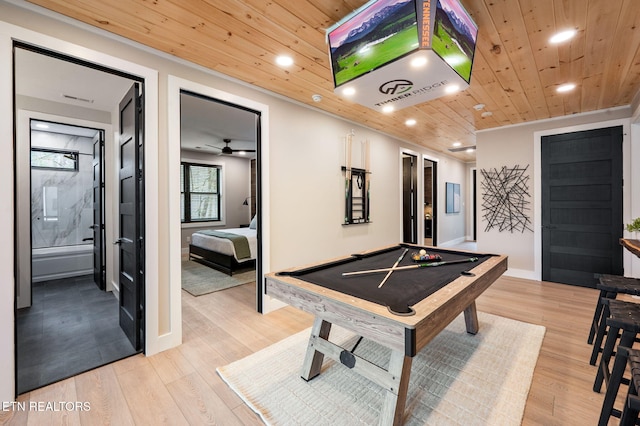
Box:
left=188, top=226, right=257, bottom=276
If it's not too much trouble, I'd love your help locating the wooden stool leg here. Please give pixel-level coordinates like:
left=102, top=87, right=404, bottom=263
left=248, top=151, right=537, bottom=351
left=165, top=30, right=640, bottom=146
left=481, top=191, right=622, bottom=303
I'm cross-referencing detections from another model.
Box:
left=594, top=325, right=622, bottom=392
left=590, top=301, right=611, bottom=365
left=589, top=290, right=608, bottom=344
left=379, top=350, right=412, bottom=426
left=620, top=389, right=640, bottom=425
left=593, top=334, right=636, bottom=426
left=300, top=317, right=332, bottom=381
left=620, top=392, right=640, bottom=426
left=598, top=343, right=631, bottom=425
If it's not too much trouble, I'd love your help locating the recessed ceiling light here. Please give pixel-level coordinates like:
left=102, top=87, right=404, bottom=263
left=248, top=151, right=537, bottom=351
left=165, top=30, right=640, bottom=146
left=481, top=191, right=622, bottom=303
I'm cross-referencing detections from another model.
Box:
left=405, top=118, right=417, bottom=126
left=35, top=123, right=49, bottom=129
left=410, top=56, right=428, bottom=68
left=481, top=111, right=493, bottom=117
left=466, top=148, right=476, bottom=153
left=311, top=94, right=322, bottom=102
left=275, top=55, right=293, bottom=67
left=557, top=83, right=576, bottom=93
left=550, top=29, right=577, bottom=44
left=473, top=103, right=485, bottom=111
left=342, top=87, right=356, bottom=96
left=452, top=142, right=462, bottom=147
left=445, top=84, right=460, bottom=94
left=382, top=105, right=394, bottom=114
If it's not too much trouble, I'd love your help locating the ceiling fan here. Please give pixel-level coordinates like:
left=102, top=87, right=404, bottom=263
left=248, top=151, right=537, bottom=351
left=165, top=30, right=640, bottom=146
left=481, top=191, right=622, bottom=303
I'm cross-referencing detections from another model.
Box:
left=205, top=138, right=256, bottom=155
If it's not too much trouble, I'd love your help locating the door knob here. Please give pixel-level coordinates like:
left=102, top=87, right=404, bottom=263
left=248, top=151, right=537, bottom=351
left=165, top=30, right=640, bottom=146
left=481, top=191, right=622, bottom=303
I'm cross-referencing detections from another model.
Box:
left=114, top=238, right=124, bottom=245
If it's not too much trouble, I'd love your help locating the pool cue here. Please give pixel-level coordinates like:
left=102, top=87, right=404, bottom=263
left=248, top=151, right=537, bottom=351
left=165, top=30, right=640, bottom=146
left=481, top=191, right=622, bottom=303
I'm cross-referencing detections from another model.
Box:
left=343, top=257, right=480, bottom=277
left=377, top=248, right=409, bottom=288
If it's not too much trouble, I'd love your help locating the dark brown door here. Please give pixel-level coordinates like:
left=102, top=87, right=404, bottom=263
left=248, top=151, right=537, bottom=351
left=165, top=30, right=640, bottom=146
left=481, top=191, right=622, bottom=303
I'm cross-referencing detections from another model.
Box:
left=117, top=83, right=144, bottom=350
left=541, top=126, right=623, bottom=287
left=92, top=131, right=105, bottom=290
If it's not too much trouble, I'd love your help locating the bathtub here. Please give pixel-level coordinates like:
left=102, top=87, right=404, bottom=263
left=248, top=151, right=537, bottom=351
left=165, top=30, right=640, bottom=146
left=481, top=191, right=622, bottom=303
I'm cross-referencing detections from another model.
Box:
left=31, top=244, right=93, bottom=282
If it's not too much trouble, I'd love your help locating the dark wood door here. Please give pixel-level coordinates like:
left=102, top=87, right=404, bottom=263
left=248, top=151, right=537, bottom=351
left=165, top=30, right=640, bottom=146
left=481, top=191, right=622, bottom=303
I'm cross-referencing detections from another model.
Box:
left=117, top=83, right=144, bottom=350
left=473, top=169, right=477, bottom=241
left=541, top=126, right=623, bottom=288
left=431, top=161, right=438, bottom=245
left=92, top=131, right=105, bottom=290
left=402, top=155, right=417, bottom=244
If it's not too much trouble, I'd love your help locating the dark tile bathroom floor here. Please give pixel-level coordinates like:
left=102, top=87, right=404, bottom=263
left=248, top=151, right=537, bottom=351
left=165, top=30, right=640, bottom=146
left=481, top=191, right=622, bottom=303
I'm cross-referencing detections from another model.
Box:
left=16, top=275, right=137, bottom=394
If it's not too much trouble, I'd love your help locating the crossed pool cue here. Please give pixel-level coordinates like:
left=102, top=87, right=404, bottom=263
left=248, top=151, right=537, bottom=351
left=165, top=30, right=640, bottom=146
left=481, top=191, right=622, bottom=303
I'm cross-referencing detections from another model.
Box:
left=376, top=248, right=409, bottom=288
left=342, top=256, right=480, bottom=281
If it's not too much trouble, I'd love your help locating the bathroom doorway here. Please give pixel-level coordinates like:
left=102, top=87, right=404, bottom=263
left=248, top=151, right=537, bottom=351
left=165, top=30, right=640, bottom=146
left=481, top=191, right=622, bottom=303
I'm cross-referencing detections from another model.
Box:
left=14, top=45, right=143, bottom=393
left=17, top=119, right=136, bottom=393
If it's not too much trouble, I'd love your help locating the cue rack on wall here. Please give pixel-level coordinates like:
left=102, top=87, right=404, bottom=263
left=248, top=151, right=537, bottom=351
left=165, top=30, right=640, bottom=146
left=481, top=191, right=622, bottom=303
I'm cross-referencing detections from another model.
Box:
left=342, top=131, right=371, bottom=225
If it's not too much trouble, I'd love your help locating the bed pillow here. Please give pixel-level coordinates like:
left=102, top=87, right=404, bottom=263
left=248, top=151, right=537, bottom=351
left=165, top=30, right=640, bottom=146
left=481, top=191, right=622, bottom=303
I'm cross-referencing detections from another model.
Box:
left=249, top=215, right=257, bottom=229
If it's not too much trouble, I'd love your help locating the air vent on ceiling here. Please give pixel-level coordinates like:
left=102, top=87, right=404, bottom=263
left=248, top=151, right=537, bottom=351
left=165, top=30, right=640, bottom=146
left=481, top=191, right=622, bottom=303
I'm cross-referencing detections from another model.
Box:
left=61, top=93, right=94, bottom=104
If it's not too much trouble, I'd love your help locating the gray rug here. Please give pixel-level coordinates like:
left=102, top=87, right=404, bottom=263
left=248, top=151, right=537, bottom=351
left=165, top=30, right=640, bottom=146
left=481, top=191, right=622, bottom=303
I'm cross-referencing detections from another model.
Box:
left=181, top=260, right=255, bottom=296
left=217, top=312, right=545, bottom=425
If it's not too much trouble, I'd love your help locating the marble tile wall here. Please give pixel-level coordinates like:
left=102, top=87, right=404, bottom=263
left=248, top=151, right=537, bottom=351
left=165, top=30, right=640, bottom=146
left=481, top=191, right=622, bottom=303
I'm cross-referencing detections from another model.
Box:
left=31, top=130, right=95, bottom=249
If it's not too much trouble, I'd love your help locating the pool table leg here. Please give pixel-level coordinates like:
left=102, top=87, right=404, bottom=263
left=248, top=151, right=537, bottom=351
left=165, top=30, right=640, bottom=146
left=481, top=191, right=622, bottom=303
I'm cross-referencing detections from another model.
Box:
left=300, top=317, right=332, bottom=380
left=380, top=350, right=412, bottom=426
left=464, top=301, right=479, bottom=334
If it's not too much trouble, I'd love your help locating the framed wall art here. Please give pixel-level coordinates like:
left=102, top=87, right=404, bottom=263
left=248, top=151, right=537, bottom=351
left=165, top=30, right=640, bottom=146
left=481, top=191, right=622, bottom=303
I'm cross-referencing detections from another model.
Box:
left=445, top=182, right=460, bottom=213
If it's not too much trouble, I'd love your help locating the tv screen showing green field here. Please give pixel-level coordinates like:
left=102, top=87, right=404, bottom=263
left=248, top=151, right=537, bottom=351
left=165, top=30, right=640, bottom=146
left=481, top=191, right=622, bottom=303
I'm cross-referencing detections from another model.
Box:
left=432, top=0, right=478, bottom=83
left=328, top=0, right=420, bottom=87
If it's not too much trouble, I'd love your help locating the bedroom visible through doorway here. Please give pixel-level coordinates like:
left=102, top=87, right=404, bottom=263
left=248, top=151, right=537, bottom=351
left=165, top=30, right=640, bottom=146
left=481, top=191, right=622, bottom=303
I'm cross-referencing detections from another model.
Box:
left=179, top=91, right=260, bottom=302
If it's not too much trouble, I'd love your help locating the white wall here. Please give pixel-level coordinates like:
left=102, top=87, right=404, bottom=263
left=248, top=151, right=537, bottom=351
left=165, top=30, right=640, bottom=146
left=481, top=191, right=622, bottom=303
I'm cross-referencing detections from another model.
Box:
left=476, top=107, right=637, bottom=279
left=432, top=156, right=469, bottom=247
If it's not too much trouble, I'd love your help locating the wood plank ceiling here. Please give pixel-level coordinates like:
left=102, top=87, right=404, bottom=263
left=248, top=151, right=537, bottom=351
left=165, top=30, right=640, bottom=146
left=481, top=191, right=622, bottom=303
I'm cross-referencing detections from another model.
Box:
left=25, top=0, right=640, bottom=162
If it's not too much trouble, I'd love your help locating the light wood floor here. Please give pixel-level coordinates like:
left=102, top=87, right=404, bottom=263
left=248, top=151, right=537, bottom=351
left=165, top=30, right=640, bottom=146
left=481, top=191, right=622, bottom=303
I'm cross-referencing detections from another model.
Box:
left=0, top=275, right=627, bottom=425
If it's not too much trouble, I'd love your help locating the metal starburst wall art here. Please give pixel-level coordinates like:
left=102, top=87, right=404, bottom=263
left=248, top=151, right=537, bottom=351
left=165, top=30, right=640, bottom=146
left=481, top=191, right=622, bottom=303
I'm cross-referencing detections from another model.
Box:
left=480, top=165, right=532, bottom=233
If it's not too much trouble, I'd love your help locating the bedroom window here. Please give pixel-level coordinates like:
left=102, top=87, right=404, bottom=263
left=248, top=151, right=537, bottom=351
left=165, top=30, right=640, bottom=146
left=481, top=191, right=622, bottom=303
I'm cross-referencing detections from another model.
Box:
left=181, top=162, right=221, bottom=222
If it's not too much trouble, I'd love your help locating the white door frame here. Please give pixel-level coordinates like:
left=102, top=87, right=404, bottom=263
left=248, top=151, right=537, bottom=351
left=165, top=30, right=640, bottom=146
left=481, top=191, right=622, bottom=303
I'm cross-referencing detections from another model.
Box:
left=167, top=76, right=282, bottom=314
left=0, top=20, right=162, bottom=402
left=15, top=110, right=113, bottom=309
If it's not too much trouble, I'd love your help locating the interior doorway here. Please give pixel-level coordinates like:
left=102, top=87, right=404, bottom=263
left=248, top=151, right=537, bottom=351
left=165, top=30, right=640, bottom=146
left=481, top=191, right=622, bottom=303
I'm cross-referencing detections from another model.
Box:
left=179, top=91, right=261, bottom=308
left=423, top=159, right=437, bottom=245
left=14, top=45, right=143, bottom=393
left=472, top=168, right=477, bottom=241
left=541, top=126, right=623, bottom=287
left=402, top=153, right=418, bottom=244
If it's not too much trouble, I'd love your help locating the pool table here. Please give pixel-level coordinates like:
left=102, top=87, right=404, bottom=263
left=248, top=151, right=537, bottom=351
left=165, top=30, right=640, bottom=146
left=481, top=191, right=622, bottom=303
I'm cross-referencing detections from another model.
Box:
left=265, top=243, right=508, bottom=425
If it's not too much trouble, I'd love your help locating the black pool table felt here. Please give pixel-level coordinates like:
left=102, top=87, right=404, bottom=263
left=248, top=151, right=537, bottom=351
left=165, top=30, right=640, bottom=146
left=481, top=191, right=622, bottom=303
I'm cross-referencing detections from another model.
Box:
left=277, top=245, right=493, bottom=315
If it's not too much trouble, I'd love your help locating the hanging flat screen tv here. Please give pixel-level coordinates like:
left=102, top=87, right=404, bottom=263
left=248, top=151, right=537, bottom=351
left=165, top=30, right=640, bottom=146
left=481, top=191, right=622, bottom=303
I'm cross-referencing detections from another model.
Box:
left=328, top=0, right=420, bottom=88
left=431, top=0, right=478, bottom=84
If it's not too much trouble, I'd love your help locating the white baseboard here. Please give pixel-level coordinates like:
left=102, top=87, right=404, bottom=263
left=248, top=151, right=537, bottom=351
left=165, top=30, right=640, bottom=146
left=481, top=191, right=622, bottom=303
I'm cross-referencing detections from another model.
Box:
left=438, top=237, right=468, bottom=248
left=504, top=268, right=537, bottom=281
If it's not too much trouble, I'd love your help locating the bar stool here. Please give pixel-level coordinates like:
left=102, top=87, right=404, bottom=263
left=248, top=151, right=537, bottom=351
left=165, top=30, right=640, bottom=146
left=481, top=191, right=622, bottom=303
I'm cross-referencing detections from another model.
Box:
left=588, top=275, right=640, bottom=365
left=594, top=301, right=640, bottom=425
left=620, top=346, right=640, bottom=426
left=598, top=346, right=640, bottom=426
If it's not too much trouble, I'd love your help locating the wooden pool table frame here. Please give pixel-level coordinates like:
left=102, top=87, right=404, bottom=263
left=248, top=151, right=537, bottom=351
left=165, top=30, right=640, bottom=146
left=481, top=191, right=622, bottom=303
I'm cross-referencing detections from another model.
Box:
left=265, top=243, right=508, bottom=425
